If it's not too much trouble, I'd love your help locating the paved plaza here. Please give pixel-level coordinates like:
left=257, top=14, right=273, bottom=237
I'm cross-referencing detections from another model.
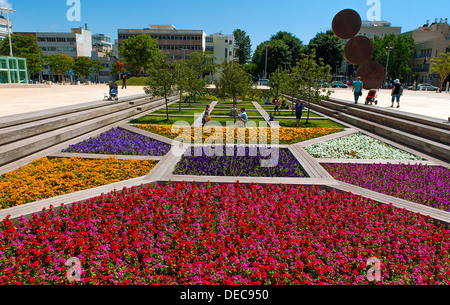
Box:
left=0, top=84, right=147, bottom=117
left=1, top=85, right=449, bottom=122
left=330, top=88, right=450, bottom=121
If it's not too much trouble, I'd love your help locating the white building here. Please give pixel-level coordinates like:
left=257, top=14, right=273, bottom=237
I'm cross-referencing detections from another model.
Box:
left=16, top=27, right=93, bottom=81
left=205, top=33, right=238, bottom=81
left=0, top=14, right=12, bottom=40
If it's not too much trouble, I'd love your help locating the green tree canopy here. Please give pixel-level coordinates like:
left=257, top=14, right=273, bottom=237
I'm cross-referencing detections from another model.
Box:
left=370, top=33, right=415, bottom=80
left=71, top=57, right=94, bottom=82
left=430, top=53, right=450, bottom=91
left=46, top=54, right=74, bottom=82
left=233, top=29, right=252, bottom=65
left=144, top=51, right=176, bottom=120
left=252, top=31, right=305, bottom=77
left=184, top=51, right=216, bottom=103
left=270, top=31, right=305, bottom=65
left=0, top=34, right=44, bottom=78
left=290, top=52, right=332, bottom=124
left=215, top=60, right=253, bottom=115
left=252, top=40, right=292, bottom=78
left=119, top=34, right=159, bottom=74
left=308, top=30, right=344, bottom=73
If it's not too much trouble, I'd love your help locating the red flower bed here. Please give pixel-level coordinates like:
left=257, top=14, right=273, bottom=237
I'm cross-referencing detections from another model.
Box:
left=1, top=182, right=449, bottom=285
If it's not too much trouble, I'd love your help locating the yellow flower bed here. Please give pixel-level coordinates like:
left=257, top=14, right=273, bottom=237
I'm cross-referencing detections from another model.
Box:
left=0, top=157, right=157, bottom=210
left=134, top=124, right=342, bottom=145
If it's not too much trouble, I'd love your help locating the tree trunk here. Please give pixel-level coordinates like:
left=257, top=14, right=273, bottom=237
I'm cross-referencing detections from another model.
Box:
left=179, top=90, right=182, bottom=112
left=165, top=94, right=169, bottom=121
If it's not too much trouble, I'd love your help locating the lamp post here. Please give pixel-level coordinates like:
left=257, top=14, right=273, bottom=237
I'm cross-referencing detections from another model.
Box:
left=0, top=7, right=16, bottom=57
left=179, top=48, right=188, bottom=61
left=264, top=44, right=269, bottom=79
left=385, top=42, right=393, bottom=88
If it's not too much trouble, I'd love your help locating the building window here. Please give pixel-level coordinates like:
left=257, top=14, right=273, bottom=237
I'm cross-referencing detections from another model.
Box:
left=206, top=37, right=213, bottom=43
left=446, top=48, right=450, bottom=53
left=205, top=46, right=214, bottom=52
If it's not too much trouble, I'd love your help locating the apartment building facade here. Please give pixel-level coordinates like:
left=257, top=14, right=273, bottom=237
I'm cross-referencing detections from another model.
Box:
left=205, top=33, right=238, bottom=81
left=403, top=18, right=450, bottom=85
left=0, top=14, right=12, bottom=40
left=117, top=25, right=206, bottom=64
left=16, top=27, right=93, bottom=81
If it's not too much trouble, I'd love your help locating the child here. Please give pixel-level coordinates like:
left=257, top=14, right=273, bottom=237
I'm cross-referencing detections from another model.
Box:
left=269, top=113, right=274, bottom=122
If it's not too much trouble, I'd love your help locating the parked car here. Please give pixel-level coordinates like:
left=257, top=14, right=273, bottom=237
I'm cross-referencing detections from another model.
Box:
left=331, top=81, right=349, bottom=88
left=417, top=83, right=439, bottom=91
left=258, top=79, right=269, bottom=86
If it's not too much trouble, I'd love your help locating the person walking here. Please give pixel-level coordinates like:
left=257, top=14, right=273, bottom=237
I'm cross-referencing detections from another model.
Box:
left=291, top=100, right=304, bottom=128
left=274, top=98, right=281, bottom=115
left=352, top=77, right=363, bottom=104
left=202, top=105, right=211, bottom=127
left=121, top=74, right=127, bottom=89
left=391, top=79, right=402, bottom=108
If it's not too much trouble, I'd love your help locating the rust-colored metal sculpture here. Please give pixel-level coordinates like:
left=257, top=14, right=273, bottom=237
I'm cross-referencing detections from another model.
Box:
left=332, top=9, right=362, bottom=40
left=344, top=36, right=373, bottom=65
left=356, top=61, right=385, bottom=89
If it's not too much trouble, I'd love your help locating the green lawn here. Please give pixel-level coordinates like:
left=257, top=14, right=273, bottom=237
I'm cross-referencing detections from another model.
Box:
left=211, top=110, right=262, bottom=117
left=275, top=119, right=348, bottom=129
left=208, top=117, right=268, bottom=125
left=152, top=108, right=206, bottom=116
left=115, top=77, right=147, bottom=86
left=268, top=111, right=322, bottom=118
left=129, top=115, right=194, bottom=125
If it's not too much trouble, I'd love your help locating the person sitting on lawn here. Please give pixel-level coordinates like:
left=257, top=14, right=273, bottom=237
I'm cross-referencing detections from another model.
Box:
left=264, top=97, right=271, bottom=105
left=269, top=113, right=275, bottom=122
left=237, top=108, right=248, bottom=127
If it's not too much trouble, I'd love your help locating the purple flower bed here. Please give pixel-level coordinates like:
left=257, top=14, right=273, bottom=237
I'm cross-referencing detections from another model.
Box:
left=62, top=128, right=171, bottom=156
left=323, top=163, right=450, bottom=211
left=173, top=146, right=307, bottom=177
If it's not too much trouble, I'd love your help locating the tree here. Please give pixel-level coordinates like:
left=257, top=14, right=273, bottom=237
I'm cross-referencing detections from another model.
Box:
left=430, top=53, right=450, bottom=92
left=0, top=34, right=44, bottom=79
left=111, top=60, right=126, bottom=80
left=233, top=29, right=252, bottom=65
left=72, top=56, right=102, bottom=82
left=46, top=54, right=74, bottom=83
left=215, top=60, right=253, bottom=122
left=252, top=40, right=291, bottom=78
left=91, top=60, right=105, bottom=84
left=119, top=34, right=159, bottom=74
left=308, top=30, right=344, bottom=74
left=290, top=52, right=332, bottom=124
left=269, top=67, right=290, bottom=99
left=144, top=51, right=176, bottom=120
left=370, top=34, right=415, bottom=80
left=174, top=60, right=191, bottom=111
left=184, top=51, right=216, bottom=105
left=270, top=31, right=305, bottom=66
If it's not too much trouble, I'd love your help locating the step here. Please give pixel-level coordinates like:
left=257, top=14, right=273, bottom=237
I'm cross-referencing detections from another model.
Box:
left=0, top=94, right=148, bottom=129
left=329, top=97, right=450, bottom=131
left=0, top=97, right=154, bottom=145
left=345, top=107, right=450, bottom=146
left=336, top=111, right=450, bottom=163
left=0, top=97, right=174, bottom=167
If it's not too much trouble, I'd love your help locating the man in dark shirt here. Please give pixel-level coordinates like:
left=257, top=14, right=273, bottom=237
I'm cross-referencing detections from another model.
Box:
left=391, top=79, right=402, bottom=108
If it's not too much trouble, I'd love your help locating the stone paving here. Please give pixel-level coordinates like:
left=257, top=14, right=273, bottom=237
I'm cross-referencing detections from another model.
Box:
left=329, top=88, right=450, bottom=121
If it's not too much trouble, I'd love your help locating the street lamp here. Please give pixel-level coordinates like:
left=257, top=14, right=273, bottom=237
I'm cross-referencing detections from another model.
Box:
left=264, top=44, right=269, bottom=79
left=0, top=7, right=16, bottom=57
left=385, top=42, right=393, bottom=88
left=179, top=48, right=188, bottom=61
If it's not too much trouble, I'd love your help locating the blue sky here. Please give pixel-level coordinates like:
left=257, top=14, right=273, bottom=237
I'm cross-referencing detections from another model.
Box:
left=3, top=0, right=450, bottom=52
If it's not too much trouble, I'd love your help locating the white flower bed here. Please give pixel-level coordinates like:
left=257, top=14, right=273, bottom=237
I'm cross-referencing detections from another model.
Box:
left=305, top=133, right=423, bottom=160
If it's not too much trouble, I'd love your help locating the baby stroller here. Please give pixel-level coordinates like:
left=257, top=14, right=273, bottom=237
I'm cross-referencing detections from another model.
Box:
left=365, top=89, right=378, bottom=105
left=107, top=82, right=119, bottom=101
